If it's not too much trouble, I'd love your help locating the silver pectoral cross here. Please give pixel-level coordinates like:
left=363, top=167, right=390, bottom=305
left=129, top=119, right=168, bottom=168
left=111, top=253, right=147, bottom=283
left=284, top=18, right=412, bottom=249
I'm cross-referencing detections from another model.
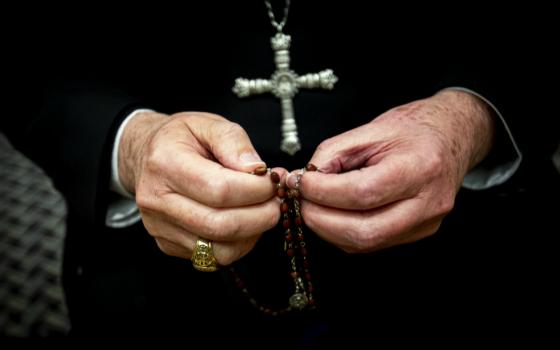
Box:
left=233, top=33, right=338, bottom=155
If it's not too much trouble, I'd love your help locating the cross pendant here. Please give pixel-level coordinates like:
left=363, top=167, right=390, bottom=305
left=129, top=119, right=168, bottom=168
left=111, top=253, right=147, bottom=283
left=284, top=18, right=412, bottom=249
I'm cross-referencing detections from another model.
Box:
left=233, top=33, right=338, bottom=155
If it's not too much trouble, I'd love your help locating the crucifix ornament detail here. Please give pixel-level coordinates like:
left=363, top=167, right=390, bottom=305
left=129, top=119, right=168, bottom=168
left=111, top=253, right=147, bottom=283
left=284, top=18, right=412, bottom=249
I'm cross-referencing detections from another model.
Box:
left=233, top=33, right=338, bottom=155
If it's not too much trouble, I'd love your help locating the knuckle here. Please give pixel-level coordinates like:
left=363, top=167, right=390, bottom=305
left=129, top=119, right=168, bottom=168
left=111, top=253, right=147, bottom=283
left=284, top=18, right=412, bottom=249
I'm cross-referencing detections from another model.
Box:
left=346, top=219, right=400, bottom=253
left=183, top=112, right=226, bottom=123
left=206, top=178, right=231, bottom=207
left=316, top=137, right=336, bottom=153
left=353, top=181, right=379, bottom=208
left=262, top=204, right=281, bottom=231
left=135, top=187, right=157, bottom=212
left=269, top=210, right=281, bottom=230
left=421, top=151, right=445, bottom=180
left=435, top=195, right=455, bottom=217
left=144, top=145, right=175, bottom=176
left=220, top=121, right=247, bottom=139
left=201, top=213, right=227, bottom=239
left=142, top=219, right=159, bottom=238
left=346, top=223, right=376, bottom=253
left=227, top=121, right=245, bottom=133
left=201, top=212, right=238, bottom=240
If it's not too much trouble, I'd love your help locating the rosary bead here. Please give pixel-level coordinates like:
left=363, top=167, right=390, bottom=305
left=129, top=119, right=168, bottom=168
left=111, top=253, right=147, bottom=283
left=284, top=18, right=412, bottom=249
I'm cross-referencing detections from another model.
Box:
left=280, top=202, right=289, bottom=213
left=285, top=233, right=293, bottom=242
left=303, top=260, right=310, bottom=268
left=306, top=163, right=318, bottom=172
left=287, top=248, right=295, bottom=257
left=270, top=171, right=281, bottom=183
left=305, top=272, right=312, bottom=281
left=277, top=187, right=286, bottom=198
left=282, top=219, right=291, bottom=229
left=290, top=271, right=299, bottom=279
left=253, top=166, right=268, bottom=176
left=300, top=247, right=308, bottom=256
left=296, top=233, right=304, bottom=241
left=294, top=216, right=302, bottom=226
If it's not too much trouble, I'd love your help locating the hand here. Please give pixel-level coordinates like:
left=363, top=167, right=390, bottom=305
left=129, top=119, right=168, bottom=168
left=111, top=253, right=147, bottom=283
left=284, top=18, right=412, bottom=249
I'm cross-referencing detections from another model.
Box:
left=119, top=111, right=284, bottom=265
left=287, top=90, right=495, bottom=253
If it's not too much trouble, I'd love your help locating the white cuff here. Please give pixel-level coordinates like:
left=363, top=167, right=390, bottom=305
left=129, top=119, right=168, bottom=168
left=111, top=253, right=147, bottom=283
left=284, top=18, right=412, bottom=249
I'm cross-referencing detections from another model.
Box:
left=442, top=87, right=522, bottom=190
left=105, top=198, right=142, bottom=228
left=106, top=108, right=154, bottom=228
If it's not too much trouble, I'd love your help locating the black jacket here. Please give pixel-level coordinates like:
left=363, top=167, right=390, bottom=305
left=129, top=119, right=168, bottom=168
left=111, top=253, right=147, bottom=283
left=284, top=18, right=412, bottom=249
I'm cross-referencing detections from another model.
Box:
left=3, top=2, right=559, bottom=348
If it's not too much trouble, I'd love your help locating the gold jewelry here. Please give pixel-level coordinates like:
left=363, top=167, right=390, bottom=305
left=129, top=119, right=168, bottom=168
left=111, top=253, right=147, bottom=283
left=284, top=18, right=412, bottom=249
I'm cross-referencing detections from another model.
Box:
left=192, top=238, right=218, bottom=272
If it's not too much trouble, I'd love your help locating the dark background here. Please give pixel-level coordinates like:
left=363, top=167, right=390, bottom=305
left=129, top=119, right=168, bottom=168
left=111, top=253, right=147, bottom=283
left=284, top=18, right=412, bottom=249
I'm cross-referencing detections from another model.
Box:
left=1, top=1, right=559, bottom=348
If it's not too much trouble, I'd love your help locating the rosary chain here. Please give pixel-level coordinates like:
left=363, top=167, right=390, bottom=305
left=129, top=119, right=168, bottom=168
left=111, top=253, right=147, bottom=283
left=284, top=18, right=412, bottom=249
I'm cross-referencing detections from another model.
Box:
left=264, top=0, right=291, bottom=32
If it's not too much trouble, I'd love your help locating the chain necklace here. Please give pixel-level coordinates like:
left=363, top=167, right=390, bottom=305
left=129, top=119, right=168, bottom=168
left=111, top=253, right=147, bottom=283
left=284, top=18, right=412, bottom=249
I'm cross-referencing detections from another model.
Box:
left=232, top=0, right=338, bottom=155
left=264, top=0, right=291, bottom=33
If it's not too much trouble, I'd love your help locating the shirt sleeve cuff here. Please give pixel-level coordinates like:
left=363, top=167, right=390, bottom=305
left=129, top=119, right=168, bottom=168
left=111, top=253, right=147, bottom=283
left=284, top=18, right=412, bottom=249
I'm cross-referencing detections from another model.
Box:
left=441, top=87, right=523, bottom=190
left=106, top=108, right=154, bottom=228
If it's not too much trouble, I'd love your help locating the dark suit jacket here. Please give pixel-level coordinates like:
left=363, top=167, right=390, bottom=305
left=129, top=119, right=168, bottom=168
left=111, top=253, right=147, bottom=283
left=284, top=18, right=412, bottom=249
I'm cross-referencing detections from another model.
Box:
left=3, top=2, right=559, bottom=348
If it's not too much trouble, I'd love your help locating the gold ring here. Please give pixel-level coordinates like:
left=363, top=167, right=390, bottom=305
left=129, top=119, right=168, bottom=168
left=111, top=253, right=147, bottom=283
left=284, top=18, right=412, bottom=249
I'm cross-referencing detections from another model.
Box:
left=192, top=238, right=218, bottom=272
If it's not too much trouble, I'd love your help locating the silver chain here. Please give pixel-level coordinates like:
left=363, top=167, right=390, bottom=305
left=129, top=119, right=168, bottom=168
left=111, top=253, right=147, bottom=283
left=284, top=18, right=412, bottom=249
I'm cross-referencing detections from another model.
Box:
left=264, top=0, right=291, bottom=33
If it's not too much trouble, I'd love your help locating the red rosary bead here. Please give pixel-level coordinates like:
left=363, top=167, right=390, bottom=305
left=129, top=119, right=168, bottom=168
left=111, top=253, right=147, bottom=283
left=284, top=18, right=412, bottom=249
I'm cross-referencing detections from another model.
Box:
left=270, top=171, right=280, bottom=184
left=306, top=163, right=318, bottom=172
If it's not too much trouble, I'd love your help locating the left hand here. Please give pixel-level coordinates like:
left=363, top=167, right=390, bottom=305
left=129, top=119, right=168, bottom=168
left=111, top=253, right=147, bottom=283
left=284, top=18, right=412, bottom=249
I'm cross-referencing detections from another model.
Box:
left=286, top=90, right=495, bottom=253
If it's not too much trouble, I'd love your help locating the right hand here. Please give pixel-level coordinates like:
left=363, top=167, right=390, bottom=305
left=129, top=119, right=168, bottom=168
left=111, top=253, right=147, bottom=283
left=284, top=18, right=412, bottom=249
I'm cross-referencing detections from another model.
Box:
left=119, top=111, right=284, bottom=266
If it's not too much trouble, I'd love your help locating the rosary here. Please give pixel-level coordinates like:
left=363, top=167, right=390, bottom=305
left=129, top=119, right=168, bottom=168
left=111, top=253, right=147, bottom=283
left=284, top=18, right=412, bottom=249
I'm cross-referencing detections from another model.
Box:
left=230, top=164, right=318, bottom=315
left=229, top=0, right=336, bottom=315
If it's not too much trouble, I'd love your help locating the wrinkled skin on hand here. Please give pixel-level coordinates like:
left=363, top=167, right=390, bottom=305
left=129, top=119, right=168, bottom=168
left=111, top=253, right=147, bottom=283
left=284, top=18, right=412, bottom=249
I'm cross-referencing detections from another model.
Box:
left=119, top=90, right=494, bottom=261
left=119, top=111, right=286, bottom=265
left=286, top=90, right=495, bottom=253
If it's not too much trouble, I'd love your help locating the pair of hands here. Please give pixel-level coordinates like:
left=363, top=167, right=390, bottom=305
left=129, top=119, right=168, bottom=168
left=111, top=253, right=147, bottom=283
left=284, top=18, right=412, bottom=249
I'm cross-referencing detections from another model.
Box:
left=119, top=90, right=494, bottom=266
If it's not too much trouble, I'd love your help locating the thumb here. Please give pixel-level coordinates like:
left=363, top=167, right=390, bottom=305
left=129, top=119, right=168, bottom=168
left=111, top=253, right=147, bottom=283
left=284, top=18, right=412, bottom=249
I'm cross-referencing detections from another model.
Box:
left=187, top=113, right=266, bottom=173
left=309, top=122, right=384, bottom=174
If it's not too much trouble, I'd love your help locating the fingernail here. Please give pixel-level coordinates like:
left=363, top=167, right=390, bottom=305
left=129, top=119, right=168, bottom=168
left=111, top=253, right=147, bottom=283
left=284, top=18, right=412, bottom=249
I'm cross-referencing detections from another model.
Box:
left=286, top=171, right=298, bottom=189
left=252, top=166, right=268, bottom=176
left=239, top=152, right=264, bottom=166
